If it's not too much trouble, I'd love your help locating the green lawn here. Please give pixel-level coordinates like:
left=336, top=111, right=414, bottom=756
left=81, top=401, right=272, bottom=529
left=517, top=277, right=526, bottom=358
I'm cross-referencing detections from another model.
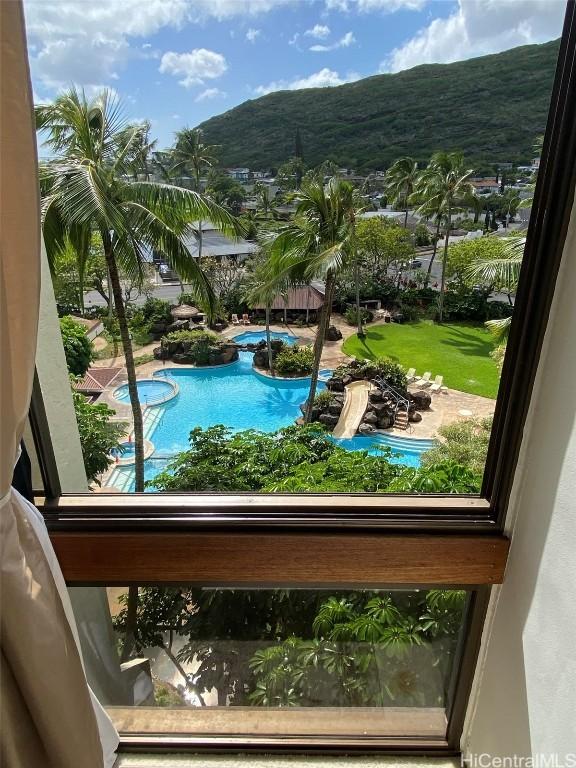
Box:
left=341, top=321, right=500, bottom=399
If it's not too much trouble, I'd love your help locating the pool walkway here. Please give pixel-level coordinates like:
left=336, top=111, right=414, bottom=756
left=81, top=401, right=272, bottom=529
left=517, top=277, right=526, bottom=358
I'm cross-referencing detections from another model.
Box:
left=332, top=380, right=371, bottom=439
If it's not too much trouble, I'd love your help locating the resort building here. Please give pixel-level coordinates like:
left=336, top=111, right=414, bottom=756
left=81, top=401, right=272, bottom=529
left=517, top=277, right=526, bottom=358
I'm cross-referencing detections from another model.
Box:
left=182, top=221, right=258, bottom=261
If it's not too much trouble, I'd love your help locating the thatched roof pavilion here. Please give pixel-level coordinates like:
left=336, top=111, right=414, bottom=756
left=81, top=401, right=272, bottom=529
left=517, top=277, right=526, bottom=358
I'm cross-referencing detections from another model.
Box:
left=171, top=304, right=201, bottom=320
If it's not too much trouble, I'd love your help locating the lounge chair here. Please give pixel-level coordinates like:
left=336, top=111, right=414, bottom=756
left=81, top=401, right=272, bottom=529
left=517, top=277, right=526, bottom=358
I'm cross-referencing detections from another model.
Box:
left=414, top=371, right=432, bottom=387
left=430, top=375, right=444, bottom=392
left=231, top=313, right=241, bottom=325
left=406, top=367, right=416, bottom=382
left=242, top=313, right=250, bottom=325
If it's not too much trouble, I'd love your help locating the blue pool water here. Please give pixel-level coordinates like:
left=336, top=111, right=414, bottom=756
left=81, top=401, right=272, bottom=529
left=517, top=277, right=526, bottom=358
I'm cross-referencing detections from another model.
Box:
left=233, top=331, right=298, bottom=346
left=114, top=379, right=173, bottom=405
left=111, top=442, right=136, bottom=460
left=334, top=433, right=436, bottom=469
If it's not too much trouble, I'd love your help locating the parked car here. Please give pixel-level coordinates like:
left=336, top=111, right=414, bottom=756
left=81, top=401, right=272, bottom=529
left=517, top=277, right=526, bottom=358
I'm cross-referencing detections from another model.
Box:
left=410, top=258, right=423, bottom=269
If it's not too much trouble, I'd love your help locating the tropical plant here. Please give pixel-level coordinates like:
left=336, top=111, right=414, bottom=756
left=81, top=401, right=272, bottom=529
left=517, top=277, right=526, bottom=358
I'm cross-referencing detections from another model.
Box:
left=384, top=157, right=420, bottom=228
left=414, top=152, right=475, bottom=321
left=244, top=248, right=286, bottom=375
left=36, top=87, right=236, bottom=495
left=466, top=237, right=524, bottom=342
left=59, top=315, right=93, bottom=375
left=172, top=128, right=220, bottom=261
left=344, top=306, right=373, bottom=327
left=422, top=417, right=493, bottom=476
left=71, top=387, right=124, bottom=484
left=274, top=345, right=314, bottom=376
left=268, top=177, right=361, bottom=420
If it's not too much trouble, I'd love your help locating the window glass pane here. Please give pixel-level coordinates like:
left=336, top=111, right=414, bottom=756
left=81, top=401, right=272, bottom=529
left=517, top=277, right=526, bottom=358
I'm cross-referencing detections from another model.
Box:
left=70, top=587, right=468, bottom=740
left=27, top=2, right=564, bottom=496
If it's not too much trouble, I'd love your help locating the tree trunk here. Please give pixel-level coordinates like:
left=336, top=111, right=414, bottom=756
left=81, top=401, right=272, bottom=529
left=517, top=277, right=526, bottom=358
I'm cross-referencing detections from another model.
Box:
left=265, top=305, right=274, bottom=375
left=120, top=585, right=139, bottom=663
left=354, top=257, right=364, bottom=337
left=438, top=208, right=451, bottom=324
left=425, top=218, right=442, bottom=288
left=404, top=207, right=409, bottom=229
left=106, top=268, right=114, bottom=323
left=103, top=234, right=145, bottom=492
left=304, top=270, right=335, bottom=423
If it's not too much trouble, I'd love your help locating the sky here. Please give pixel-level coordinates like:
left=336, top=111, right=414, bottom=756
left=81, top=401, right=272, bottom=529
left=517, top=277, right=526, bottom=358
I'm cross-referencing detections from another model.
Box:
left=24, top=0, right=566, bottom=151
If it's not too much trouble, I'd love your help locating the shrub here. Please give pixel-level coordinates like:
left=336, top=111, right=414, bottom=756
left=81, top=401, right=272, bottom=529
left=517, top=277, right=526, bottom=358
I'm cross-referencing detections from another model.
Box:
left=313, top=390, right=334, bottom=408
left=413, top=223, right=432, bottom=246
left=335, top=357, right=407, bottom=390
left=344, top=306, right=374, bottom=326
left=72, top=388, right=124, bottom=484
left=421, top=417, right=493, bottom=477
left=60, top=316, right=93, bottom=376
left=275, top=345, right=314, bottom=376
left=164, top=329, right=219, bottom=343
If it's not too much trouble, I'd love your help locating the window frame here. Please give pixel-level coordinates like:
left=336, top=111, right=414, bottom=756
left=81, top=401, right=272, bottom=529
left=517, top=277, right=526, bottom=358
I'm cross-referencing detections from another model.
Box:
left=26, top=0, right=576, bottom=755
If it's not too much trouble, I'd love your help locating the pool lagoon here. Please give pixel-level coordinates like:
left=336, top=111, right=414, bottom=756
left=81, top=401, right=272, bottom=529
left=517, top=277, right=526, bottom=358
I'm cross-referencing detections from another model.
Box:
left=106, top=352, right=434, bottom=491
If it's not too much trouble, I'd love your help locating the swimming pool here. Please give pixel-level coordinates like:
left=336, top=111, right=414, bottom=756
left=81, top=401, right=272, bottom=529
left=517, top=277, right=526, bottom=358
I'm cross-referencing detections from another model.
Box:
left=113, top=378, right=176, bottom=406
left=334, top=433, right=436, bottom=468
left=105, top=353, right=433, bottom=491
left=233, top=331, right=298, bottom=346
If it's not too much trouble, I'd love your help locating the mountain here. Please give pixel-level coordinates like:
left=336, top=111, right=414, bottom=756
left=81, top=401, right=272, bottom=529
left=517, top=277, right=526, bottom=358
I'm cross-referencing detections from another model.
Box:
left=196, top=40, right=560, bottom=172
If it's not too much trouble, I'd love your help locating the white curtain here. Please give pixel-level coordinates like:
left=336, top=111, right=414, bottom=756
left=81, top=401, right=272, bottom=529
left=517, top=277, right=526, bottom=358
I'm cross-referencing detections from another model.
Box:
left=0, top=3, right=119, bottom=766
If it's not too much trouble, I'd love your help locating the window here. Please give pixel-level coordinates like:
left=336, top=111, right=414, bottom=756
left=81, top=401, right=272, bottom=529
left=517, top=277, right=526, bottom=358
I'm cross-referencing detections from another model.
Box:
left=24, top=0, right=576, bottom=754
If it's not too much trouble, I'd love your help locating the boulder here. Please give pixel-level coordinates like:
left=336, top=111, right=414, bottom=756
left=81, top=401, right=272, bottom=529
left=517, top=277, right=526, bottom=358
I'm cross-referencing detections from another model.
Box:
left=369, top=389, right=383, bottom=403
left=377, top=414, right=394, bottom=429
left=371, top=402, right=393, bottom=417
left=325, top=325, right=343, bottom=341
left=409, top=411, right=423, bottom=423
left=410, top=390, right=432, bottom=410
left=253, top=349, right=270, bottom=368
left=319, top=413, right=339, bottom=429
left=363, top=411, right=378, bottom=425
left=358, top=422, right=376, bottom=434
left=327, top=376, right=345, bottom=392
left=328, top=402, right=343, bottom=416
left=342, top=374, right=354, bottom=386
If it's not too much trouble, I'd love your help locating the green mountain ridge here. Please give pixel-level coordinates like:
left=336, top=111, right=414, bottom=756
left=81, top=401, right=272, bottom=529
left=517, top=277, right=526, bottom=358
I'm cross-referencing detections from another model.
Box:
left=196, top=40, right=560, bottom=171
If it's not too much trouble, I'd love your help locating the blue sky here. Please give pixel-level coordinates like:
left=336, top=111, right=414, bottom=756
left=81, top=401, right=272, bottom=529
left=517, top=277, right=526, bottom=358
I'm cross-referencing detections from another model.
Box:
left=24, top=0, right=566, bottom=151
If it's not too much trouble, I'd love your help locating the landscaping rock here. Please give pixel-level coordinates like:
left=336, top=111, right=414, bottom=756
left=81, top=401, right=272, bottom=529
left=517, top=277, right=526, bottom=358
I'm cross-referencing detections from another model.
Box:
left=409, top=411, right=423, bottom=423
left=326, top=376, right=345, bottom=392
left=358, top=422, right=376, bottom=434
left=377, top=414, right=394, bottom=429
left=362, top=412, right=378, bottom=425
left=325, top=325, right=343, bottom=341
left=410, top=390, right=432, bottom=410
left=369, top=389, right=383, bottom=403
left=371, top=402, right=393, bottom=417
left=342, top=374, right=354, bottom=386
left=328, top=402, right=344, bottom=416
left=319, top=413, right=339, bottom=429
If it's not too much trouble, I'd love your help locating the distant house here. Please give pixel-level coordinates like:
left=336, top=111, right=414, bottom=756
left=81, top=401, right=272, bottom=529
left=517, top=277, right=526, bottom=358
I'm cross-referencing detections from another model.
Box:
left=471, top=178, right=500, bottom=194
left=182, top=222, right=258, bottom=261
left=73, top=367, right=123, bottom=403
left=254, top=283, right=325, bottom=323
left=227, top=168, right=250, bottom=181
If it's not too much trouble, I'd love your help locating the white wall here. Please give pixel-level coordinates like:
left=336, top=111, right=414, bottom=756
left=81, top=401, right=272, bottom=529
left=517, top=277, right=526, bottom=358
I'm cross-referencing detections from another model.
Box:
left=463, top=202, right=576, bottom=759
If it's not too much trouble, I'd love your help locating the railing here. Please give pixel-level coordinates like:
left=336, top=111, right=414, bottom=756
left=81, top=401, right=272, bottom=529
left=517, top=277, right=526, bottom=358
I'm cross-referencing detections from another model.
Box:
left=374, top=377, right=411, bottom=415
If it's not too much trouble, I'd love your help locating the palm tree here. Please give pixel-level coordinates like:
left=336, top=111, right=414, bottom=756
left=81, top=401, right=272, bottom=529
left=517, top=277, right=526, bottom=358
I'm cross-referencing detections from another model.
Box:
left=245, top=249, right=286, bottom=376
left=36, top=88, right=236, bottom=493
left=172, top=128, right=220, bottom=264
left=269, top=177, right=358, bottom=422
left=466, top=236, right=524, bottom=342
left=415, top=152, right=475, bottom=322
left=384, top=157, right=420, bottom=228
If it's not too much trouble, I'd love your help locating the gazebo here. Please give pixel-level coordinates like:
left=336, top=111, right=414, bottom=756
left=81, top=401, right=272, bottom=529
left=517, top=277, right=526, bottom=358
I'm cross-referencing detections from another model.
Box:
left=170, top=304, right=204, bottom=325
left=254, top=284, right=324, bottom=323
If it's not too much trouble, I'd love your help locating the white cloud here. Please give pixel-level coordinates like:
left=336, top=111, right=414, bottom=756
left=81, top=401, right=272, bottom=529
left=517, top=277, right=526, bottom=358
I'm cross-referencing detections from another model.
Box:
left=195, top=87, right=227, bottom=101
left=254, top=67, right=357, bottom=95
left=310, top=31, right=356, bottom=51
left=305, top=24, right=331, bottom=39
left=325, top=0, right=425, bottom=11
left=246, top=27, right=261, bottom=42
left=23, top=0, right=295, bottom=91
left=159, top=49, right=227, bottom=88
left=383, top=0, right=565, bottom=73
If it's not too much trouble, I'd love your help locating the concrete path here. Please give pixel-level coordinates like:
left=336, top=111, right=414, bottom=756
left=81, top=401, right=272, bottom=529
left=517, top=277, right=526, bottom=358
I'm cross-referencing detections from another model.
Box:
left=332, top=380, right=371, bottom=439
